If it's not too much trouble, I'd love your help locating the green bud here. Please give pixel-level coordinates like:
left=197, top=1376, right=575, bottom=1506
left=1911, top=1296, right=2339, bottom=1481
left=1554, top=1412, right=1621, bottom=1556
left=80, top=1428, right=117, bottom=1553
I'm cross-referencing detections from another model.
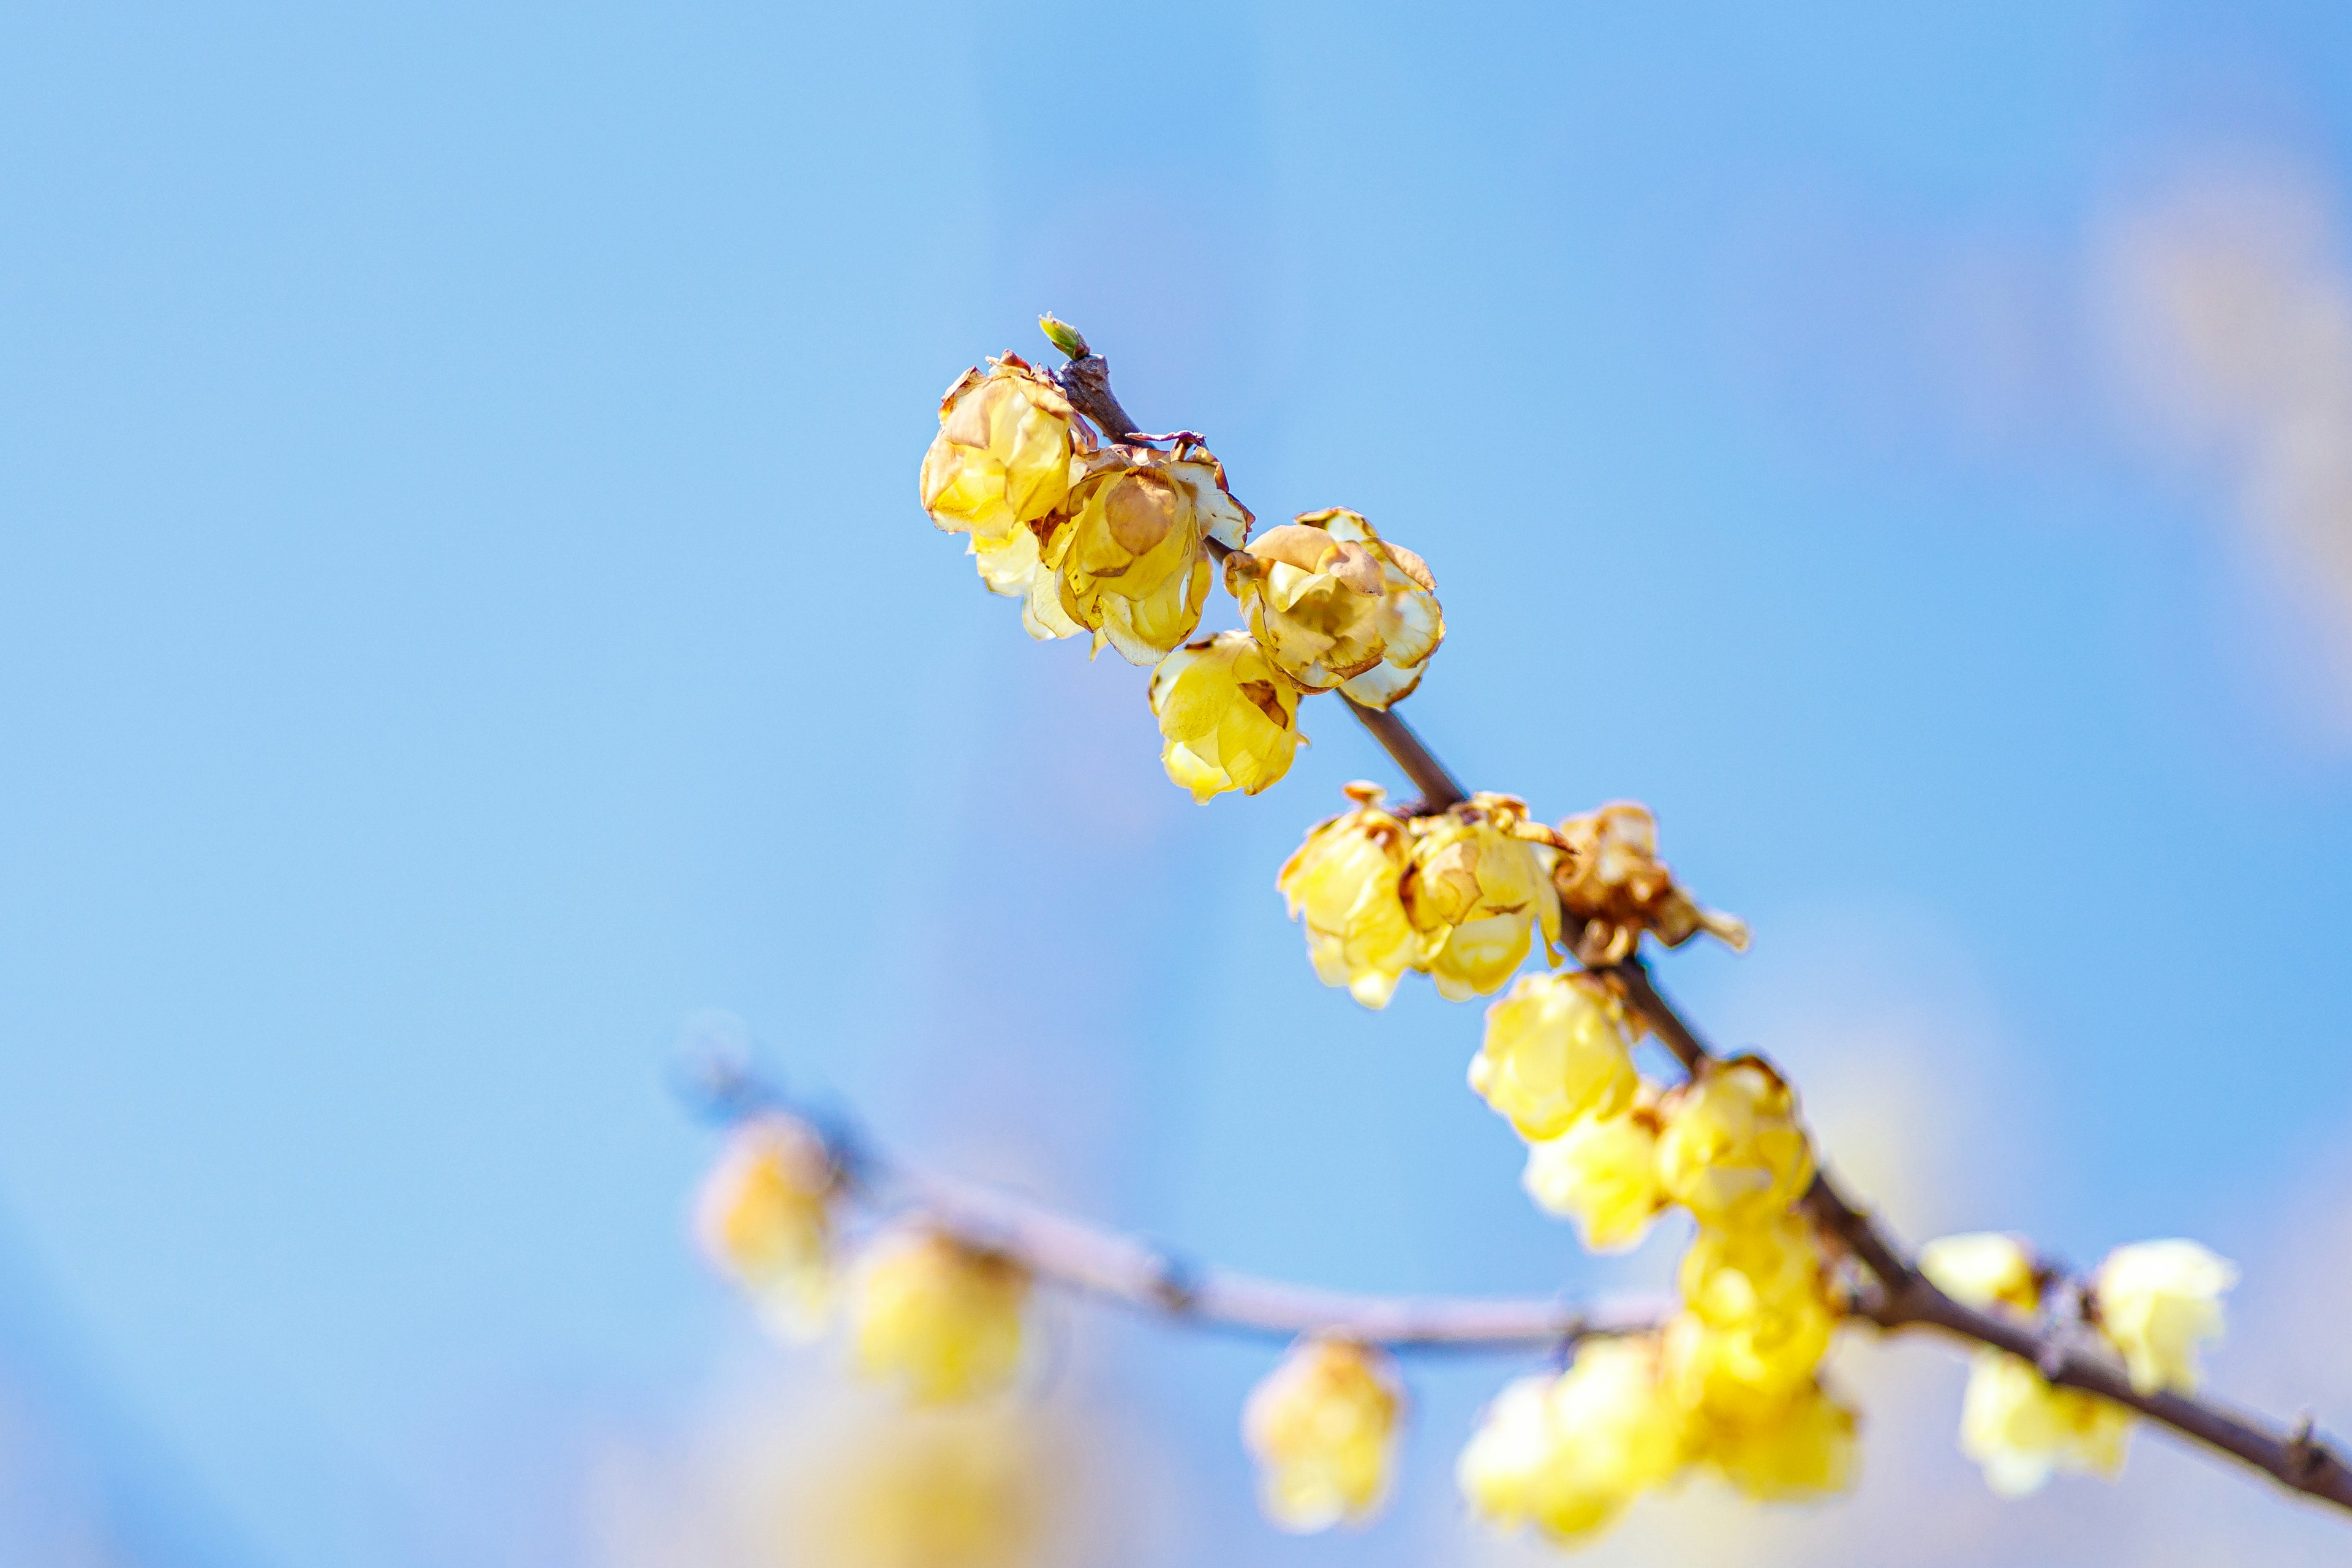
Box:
left=1038, top=313, right=1090, bottom=360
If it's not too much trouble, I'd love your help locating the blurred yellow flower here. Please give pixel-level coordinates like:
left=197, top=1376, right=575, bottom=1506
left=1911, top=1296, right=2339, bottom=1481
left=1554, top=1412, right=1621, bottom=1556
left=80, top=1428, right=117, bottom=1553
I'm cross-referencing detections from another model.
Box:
left=2094, top=1239, right=2237, bottom=1395
left=1401, top=793, right=1563, bottom=1001
left=1958, top=1349, right=2131, bottom=1496
left=1240, top=1337, right=1403, bottom=1532
left=1551, top=801, right=1749, bottom=966
left=1469, top=973, right=1640, bottom=1140
left=1222, top=508, right=1442, bottom=706
left=1691, top=1379, right=1859, bottom=1502
left=1662, top=1298, right=1836, bottom=1422
left=1044, top=442, right=1253, bottom=665
left=1147, top=632, right=1303, bottom=802
left=1654, top=1058, right=1815, bottom=1228
left=1276, top=783, right=1417, bottom=1008
left=1458, top=1338, right=1685, bottom=1545
left=851, top=1229, right=1029, bottom=1404
left=694, top=1114, right=837, bottom=1340
left=1918, top=1232, right=2040, bottom=1316
left=919, top=356, right=1082, bottom=590
left=1677, top=1216, right=1828, bottom=1330
left=1521, top=1101, right=1664, bottom=1253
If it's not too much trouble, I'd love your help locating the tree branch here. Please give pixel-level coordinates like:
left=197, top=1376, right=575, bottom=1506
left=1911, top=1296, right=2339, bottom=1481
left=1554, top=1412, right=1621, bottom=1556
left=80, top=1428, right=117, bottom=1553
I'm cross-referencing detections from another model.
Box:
left=1010, top=334, right=2352, bottom=1515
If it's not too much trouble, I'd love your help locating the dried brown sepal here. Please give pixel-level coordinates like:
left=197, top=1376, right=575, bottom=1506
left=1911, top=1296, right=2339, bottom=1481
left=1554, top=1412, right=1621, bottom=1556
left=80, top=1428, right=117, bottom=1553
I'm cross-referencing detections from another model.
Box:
left=1551, top=802, right=1750, bottom=967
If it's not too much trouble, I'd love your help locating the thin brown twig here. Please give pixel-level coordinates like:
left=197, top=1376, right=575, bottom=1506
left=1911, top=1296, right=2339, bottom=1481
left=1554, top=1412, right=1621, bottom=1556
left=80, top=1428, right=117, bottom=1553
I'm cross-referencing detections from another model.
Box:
left=1020, top=338, right=2352, bottom=1514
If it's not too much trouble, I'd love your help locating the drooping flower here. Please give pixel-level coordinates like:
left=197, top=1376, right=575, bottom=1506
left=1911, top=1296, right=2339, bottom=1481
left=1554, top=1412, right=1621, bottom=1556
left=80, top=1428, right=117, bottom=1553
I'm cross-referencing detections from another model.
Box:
left=850, top=1229, right=1030, bottom=1404
left=1653, top=1058, right=1816, bottom=1228
left=1522, top=1099, right=1664, bottom=1253
left=1689, top=1379, right=1860, bottom=1502
left=1276, top=783, right=1417, bottom=1008
left=694, top=1114, right=839, bottom=1340
left=919, top=355, right=1084, bottom=596
left=1958, top=1348, right=2132, bottom=1496
left=1677, top=1216, right=1830, bottom=1330
left=1662, top=1297, right=1837, bottom=1423
left=1240, top=1338, right=1404, bottom=1532
left=1918, top=1232, right=2041, bottom=1316
left=2094, top=1240, right=2237, bottom=1396
left=1468, top=972, right=1639, bottom=1141
left=1149, top=632, right=1304, bottom=801
left=1221, top=508, right=1442, bottom=706
left=1040, top=441, right=1253, bottom=665
left=1551, top=801, right=1749, bottom=966
left=1458, top=1338, right=1686, bottom=1545
left=1400, top=793, right=1564, bottom=1001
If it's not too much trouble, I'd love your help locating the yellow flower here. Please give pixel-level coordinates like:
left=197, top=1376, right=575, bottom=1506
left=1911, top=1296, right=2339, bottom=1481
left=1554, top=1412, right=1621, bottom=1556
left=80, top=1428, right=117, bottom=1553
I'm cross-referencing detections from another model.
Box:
left=1276, top=783, right=1417, bottom=1008
left=1918, top=1232, right=2040, bottom=1316
left=1551, top=801, right=1749, bottom=966
left=850, top=1229, right=1029, bottom=1403
left=1958, top=1349, right=2131, bottom=1496
left=2094, top=1239, right=2237, bottom=1396
left=1042, top=442, right=1253, bottom=665
left=1221, top=508, right=1442, bottom=706
left=1400, top=793, right=1564, bottom=1001
left=1662, top=1298, right=1836, bottom=1422
left=1677, top=1216, right=1828, bottom=1329
left=694, top=1114, right=837, bottom=1340
left=1654, top=1058, right=1815, bottom=1227
left=919, top=355, right=1082, bottom=584
left=1690, top=1379, right=1860, bottom=1502
left=1148, top=632, right=1304, bottom=802
left=1522, top=1101, right=1664, bottom=1253
left=1458, top=1338, right=1686, bottom=1545
left=1240, top=1338, right=1403, bottom=1532
left=1469, top=973, right=1640, bottom=1140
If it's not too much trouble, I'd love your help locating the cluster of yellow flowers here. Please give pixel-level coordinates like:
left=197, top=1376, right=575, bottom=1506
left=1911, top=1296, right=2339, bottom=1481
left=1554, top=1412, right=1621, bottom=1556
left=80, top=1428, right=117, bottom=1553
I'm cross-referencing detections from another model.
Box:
left=1458, top=977, right=1854, bottom=1542
left=1921, top=1231, right=2236, bottom=1495
left=921, top=354, right=1443, bottom=801
left=1240, top=1337, right=1405, bottom=1531
left=697, top=1117, right=1032, bottom=1403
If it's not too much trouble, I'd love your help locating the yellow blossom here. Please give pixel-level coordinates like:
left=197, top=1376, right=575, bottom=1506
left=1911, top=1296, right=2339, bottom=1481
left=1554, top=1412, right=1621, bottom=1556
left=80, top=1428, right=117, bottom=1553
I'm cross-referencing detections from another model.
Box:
left=1691, top=1379, right=1860, bottom=1502
left=1662, top=1298, right=1836, bottom=1422
left=1458, top=1338, right=1685, bottom=1545
left=1041, top=442, right=1253, bottom=665
left=1677, top=1216, right=1829, bottom=1329
left=1469, top=973, right=1640, bottom=1140
left=850, top=1230, right=1029, bottom=1404
left=2094, top=1239, right=2236, bottom=1395
left=1221, top=508, right=1442, bottom=706
left=1148, top=632, right=1305, bottom=802
left=1918, top=1232, right=2041, bottom=1316
left=1522, top=1101, right=1664, bottom=1253
left=1958, top=1349, right=2131, bottom=1496
left=1551, top=801, right=1749, bottom=966
left=1240, top=1338, right=1403, bottom=1532
left=1276, top=784, right=1417, bottom=1008
left=693, top=1114, right=837, bottom=1340
left=1400, top=793, right=1564, bottom=1001
left=919, top=355, right=1082, bottom=590
left=1654, top=1058, right=1815, bottom=1227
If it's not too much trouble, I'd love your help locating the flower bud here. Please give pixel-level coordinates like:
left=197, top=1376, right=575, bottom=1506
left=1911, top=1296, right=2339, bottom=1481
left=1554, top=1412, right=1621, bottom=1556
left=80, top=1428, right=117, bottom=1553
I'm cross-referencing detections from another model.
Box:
left=919, top=355, right=1081, bottom=584
left=1551, top=802, right=1749, bottom=966
left=1148, top=632, right=1304, bottom=801
left=850, top=1229, right=1029, bottom=1404
left=1690, top=1379, right=1859, bottom=1502
left=1400, top=793, right=1564, bottom=1001
left=1654, top=1058, right=1815, bottom=1228
left=1043, top=442, right=1253, bottom=665
left=1458, top=1338, right=1686, bottom=1545
left=2094, top=1239, right=2236, bottom=1396
left=1221, top=508, right=1442, bottom=706
left=1958, top=1349, right=2130, bottom=1496
left=1469, top=973, right=1638, bottom=1140
left=1276, top=783, right=1417, bottom=1008
left=694, top=1115, right=839, bottom=1340
left=1918, top=1232, right=2040, bottom=1316
left=1522, top=1101, right=1664, bottom=1253
left=1241, top=1338, right=1403, bottom=1532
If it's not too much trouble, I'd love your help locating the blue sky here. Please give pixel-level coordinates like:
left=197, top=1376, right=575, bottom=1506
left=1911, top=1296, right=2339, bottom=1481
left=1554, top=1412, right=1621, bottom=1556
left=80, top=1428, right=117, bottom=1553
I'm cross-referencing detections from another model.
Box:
left=3, top=3, right=2350, bottom=1564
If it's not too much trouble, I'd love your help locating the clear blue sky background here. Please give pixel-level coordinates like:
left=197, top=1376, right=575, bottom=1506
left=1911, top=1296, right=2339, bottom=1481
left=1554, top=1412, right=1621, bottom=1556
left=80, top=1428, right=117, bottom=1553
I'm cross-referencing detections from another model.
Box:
left=3, top=3, right=2350, bottom=1564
